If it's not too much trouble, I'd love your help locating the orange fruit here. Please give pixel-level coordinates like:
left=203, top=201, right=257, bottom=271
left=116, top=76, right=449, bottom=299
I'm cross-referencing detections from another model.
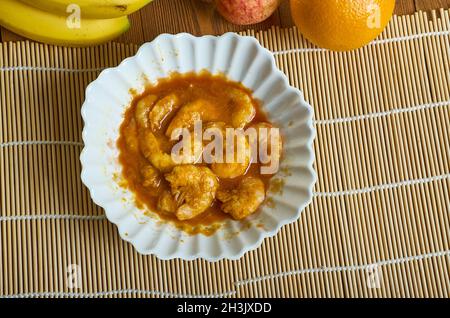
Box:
left=290, top=0, right=395, bottom=51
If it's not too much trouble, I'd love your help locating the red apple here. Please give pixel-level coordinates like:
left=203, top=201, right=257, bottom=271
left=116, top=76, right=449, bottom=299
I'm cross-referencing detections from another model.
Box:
left=216, top=0, right=281, bottom=25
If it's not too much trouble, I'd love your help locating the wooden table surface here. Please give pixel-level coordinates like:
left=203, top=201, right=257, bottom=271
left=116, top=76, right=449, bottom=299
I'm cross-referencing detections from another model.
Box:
left=1, top=0, right=450, bottom=44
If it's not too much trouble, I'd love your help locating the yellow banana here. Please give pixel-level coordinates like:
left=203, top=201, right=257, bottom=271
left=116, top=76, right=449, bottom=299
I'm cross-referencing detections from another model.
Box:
left=19, top=0, right=152, bottom=19
left=0, top=0, right=130, bottom=47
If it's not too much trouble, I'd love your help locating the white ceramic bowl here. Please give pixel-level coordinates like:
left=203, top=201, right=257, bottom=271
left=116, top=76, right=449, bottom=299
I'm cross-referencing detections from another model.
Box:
left=80, top=33, right=316, bottom=261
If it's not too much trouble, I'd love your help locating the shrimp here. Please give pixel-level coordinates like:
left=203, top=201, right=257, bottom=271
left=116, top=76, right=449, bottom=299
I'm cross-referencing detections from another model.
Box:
left=227, top=87, right=256, bottom=128
left=165, top=99, right=220, bottom=137
left=123, top=119, right=139, bottom=153
left=157, top=190, right=178, bottom=214
left=165, top=88, right=255, bottom=137
left=204, top=122, right=251, bottom=179
left=216, top=177, right=265, bottom=220
left=141, top=165, right=161, bottom=189
left=148, top=93, right=180, bottom=131
left=208, top=83, right=256, bottom=128
left=135, top=94, right=158, bottom=129
left=139, top=130, right=175, bottom=173
left=165, top=165, right=219, bottom=221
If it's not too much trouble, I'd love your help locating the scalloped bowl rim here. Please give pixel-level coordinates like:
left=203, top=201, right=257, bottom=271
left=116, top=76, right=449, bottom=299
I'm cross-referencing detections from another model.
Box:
left=80, top=32, right=316, bottom=261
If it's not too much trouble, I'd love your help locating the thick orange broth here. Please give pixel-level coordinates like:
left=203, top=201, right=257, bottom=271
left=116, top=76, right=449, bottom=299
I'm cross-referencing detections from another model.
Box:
left=117, top=71, right=277, bottom=235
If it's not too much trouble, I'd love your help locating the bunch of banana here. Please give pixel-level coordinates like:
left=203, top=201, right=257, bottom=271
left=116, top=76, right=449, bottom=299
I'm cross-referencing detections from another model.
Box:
left=0, top=0, right=152, bottom=46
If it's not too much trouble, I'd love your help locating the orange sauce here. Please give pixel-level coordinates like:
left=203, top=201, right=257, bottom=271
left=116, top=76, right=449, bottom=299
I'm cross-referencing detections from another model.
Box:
left=117, top=71, right=277, bottom=235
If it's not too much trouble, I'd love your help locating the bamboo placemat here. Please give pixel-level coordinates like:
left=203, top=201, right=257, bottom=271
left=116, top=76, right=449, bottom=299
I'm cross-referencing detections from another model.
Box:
left=1, top=9, right=449, bottom=298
